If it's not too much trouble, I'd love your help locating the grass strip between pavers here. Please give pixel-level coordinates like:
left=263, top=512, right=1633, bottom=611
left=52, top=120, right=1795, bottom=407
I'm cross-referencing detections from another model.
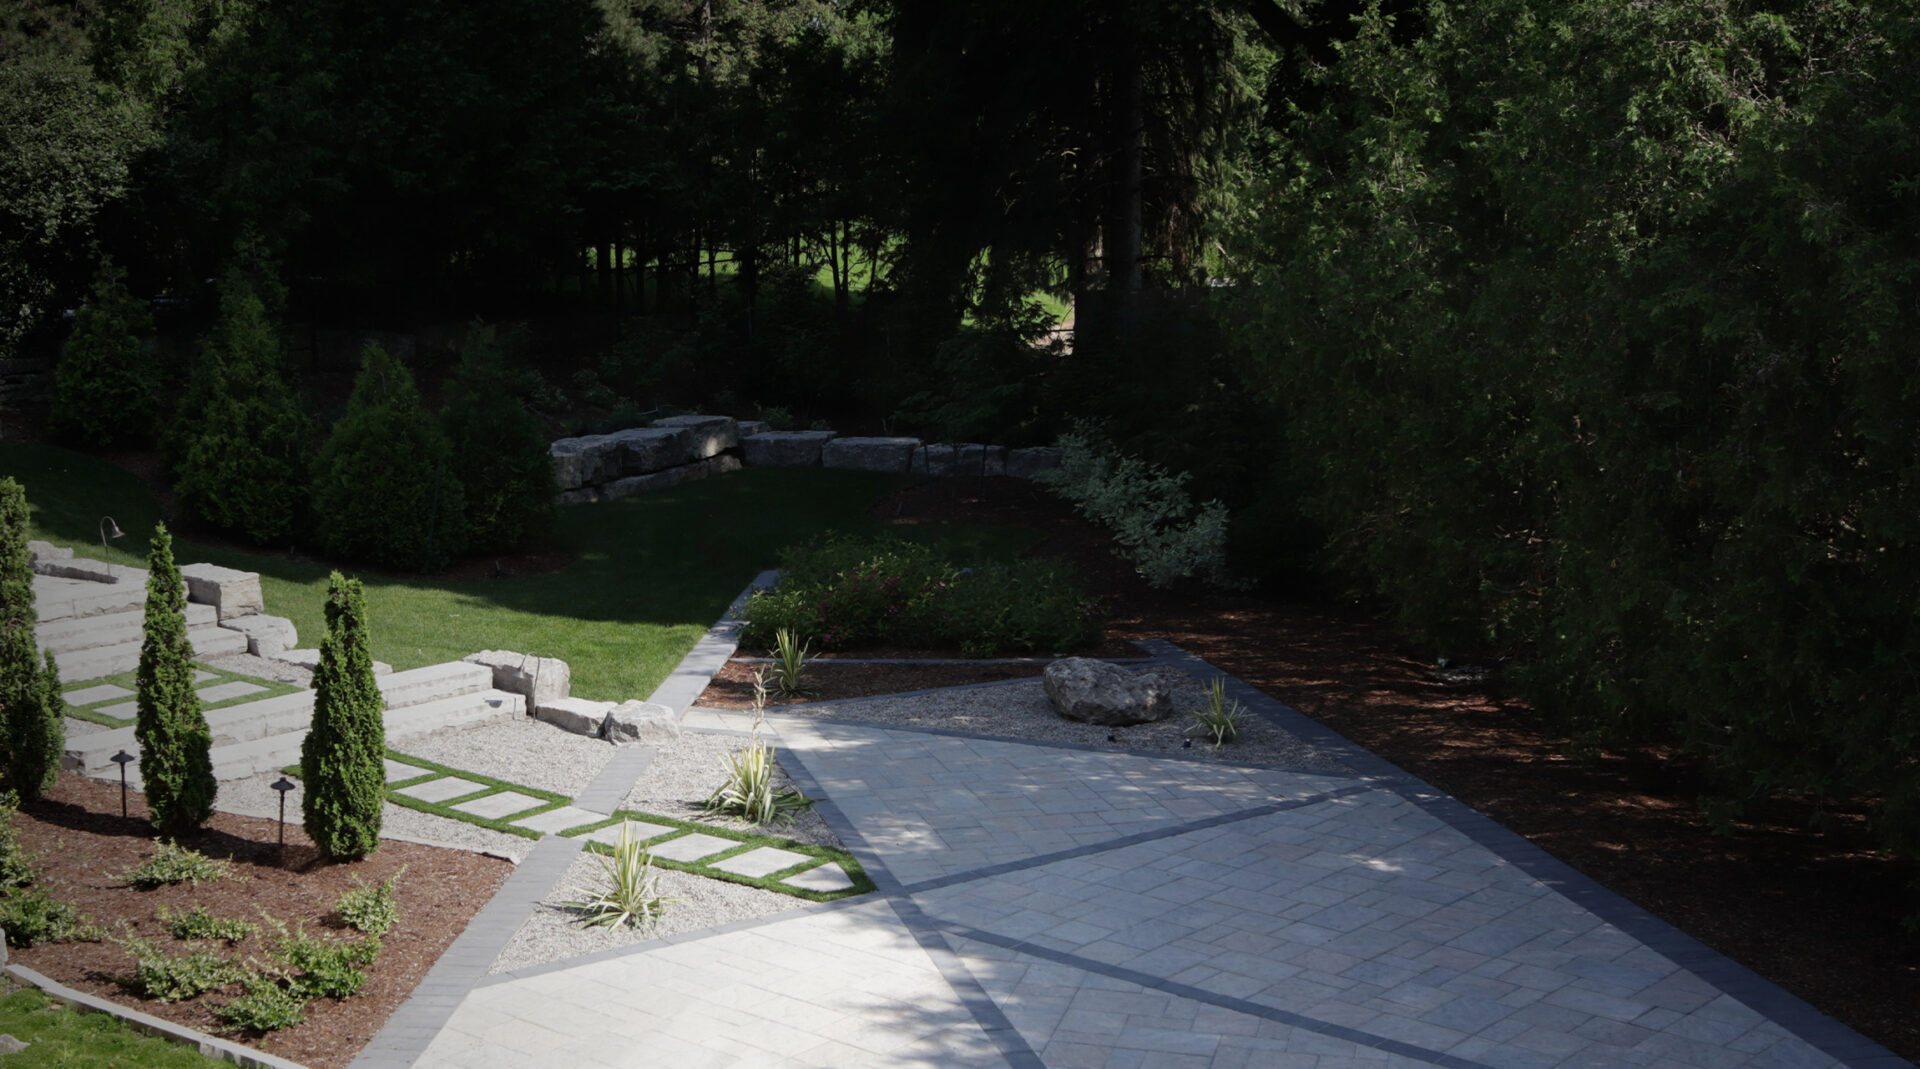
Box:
left=283, top=752, right=571, bottom=842
left=571, top=810, right=874, bottom=902
left=62, top=663, right=305, bottom=728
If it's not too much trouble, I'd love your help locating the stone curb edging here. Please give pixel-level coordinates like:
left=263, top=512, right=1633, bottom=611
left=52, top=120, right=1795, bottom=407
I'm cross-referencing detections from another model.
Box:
left=3, top=963, right=312, bottom=1069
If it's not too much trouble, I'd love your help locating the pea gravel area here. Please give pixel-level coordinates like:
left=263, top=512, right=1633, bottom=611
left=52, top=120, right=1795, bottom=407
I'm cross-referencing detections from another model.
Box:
left=751, top=667, right=1352, bottom=772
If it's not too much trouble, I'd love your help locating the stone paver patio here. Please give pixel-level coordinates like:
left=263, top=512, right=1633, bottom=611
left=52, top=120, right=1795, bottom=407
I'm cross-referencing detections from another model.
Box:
left=369, top=640, right=1903, bottom=1069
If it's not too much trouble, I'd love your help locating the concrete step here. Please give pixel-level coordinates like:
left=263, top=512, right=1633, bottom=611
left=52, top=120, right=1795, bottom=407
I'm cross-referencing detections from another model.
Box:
left=54, top=624, right=251, bottom=684
left=68, top=660, right=505, bottom=775
left=32, top=574, right=144, bottom=622
left=203, top=688, right=525, bottom=782
left=38, top=604, right=218, bottom=656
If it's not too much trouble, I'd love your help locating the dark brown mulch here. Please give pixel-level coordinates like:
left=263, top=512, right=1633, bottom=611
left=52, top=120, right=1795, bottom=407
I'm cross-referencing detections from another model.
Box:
left=866, top=476, right=1920, bottom=1064
left=8, top=774, right=509, bottom=1069
left=700, top=658, right=1048, bottom=709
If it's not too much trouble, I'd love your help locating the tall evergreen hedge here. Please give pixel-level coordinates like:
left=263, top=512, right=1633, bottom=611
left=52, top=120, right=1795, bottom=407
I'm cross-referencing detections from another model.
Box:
left=135, top=523, right=215, bottom=834
left=49, top=256, right=160, bottom=446
left=0, top=478, right=64, bottom=800
left=301, top=571, right=384, bottom=859
left=440, top=323, right=554, bottom=553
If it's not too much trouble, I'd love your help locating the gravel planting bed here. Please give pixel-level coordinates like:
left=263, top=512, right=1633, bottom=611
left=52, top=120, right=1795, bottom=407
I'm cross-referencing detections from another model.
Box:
left=755, top=669, right=1351, bottom=772
left=395, top=716, right=619, bottom=797
left=487, top=852, right=805, bottom=974
left=620, top=729, right=843, bottom=848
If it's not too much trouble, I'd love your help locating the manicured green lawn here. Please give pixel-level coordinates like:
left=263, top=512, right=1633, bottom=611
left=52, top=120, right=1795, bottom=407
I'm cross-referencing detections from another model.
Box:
left=2, top=444, right=1033, bottom=700
left=0, top=982, right=230, bottom=1068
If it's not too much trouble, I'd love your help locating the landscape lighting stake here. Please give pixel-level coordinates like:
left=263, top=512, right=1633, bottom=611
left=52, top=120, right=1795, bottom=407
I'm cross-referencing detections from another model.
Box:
left=99, top=516, right=125, bottom=579
left=271, top=777, right=295, bottom=852
left=111, top=750, right=134, bottom=817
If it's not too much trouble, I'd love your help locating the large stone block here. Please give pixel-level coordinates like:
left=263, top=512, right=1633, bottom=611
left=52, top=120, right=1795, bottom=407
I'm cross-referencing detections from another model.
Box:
left=650, top=415, right=739, bottom=459
left=911, top=443, right=1008, bottom=477
left=178, top=563, right=265, bottom=619
left=534, top=696, right=615, bottom=735
left=557, top=487, right=599, bottom=506
left=602, top=699, right=681, bottom=744
left=549, top=434, right=622, bottom=490
left=611, top=426, right=695, bottom=475
left=737, top=419, right=771, bottom=437
left=26, top=541, right=71, bottom=564
left=742, top=430, right=835, bottom=467
left=1006, top=446, right=1064, bottom=479
left=221, top=614, right=297, bottom=657
left=822, top=436, right=920, bottom=473
left=463, top=650, right=571, bottom=707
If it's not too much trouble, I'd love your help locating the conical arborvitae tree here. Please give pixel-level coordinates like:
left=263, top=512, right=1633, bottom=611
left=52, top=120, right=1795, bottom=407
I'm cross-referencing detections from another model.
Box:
left=301, top=572, right=384, bottom=859
left=135, top=523, right=216, bottom=834
left=49, top=256, right=160, bottom=447
left=0, top=478, right=64, bottom=800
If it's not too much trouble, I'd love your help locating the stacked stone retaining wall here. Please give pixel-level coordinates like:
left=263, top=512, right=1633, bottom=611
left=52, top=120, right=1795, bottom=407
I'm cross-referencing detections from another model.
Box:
left=550, top=415, right=1061, bottom=504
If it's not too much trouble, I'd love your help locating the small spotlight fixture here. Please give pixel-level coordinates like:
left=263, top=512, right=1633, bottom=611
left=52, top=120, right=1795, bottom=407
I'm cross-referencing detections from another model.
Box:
left=110, top=750, right=135, bottom=817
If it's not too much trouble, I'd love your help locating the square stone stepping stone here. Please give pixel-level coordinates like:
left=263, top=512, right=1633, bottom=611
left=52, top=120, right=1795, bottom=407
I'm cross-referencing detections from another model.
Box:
left=197, top=680, right=268, bottom=703
left=97, top=700, right=138, bottom=719
left=647, top=832, right=740, bottom=863
left=64, top=683, right=133, bottom=706
left=577, top=820, right=678, bottom=847
left=384, top=759, right=426, bottom=783
left=783, top=862, right=857, bottom=893
left=395, top=777, right=488, bottom=803
left=709, top=846, right=812, bottom=879
left=450, top=791, right=546, bottom=820
left=191, top=670, right=217, bottom=683
left=513, top=806, right=609, bottom=836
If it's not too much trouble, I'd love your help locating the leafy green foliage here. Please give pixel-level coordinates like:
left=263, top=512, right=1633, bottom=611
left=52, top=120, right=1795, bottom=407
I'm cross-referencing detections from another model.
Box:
left=300, top=572, right=385, bottom=859
left=1036, top=426, right=1238, bottom=589
left=1244, top=0, right=1920, bottom=854
left=215, top=974, right=307, bottom=1034
left=740, top=535, right=1101, bottom=655
left=0, top=478, right=63, bottom=800
left=0, top=790, right=38, bottom=889
left=170, top=269, right=310, bottom=546
left=440, top=323, right=555, bottom=554
left=272, top=924, right=380, bottom=1000
left=310, top=347, right=468, bottom=571
left=0, top=885, right=97, bottom=946
left=112, top=932, right=243, bottom=1002
left=120, top=840, right=232, bottom=888
left=49, top=257, right=160, bottom=446
left=564, top=822, right=675, bottom=929
left=334, top=868, right=402, bottom=936
left=135, top=525, right=216, bottom=835
left=160, top=904, right=256, bottom=944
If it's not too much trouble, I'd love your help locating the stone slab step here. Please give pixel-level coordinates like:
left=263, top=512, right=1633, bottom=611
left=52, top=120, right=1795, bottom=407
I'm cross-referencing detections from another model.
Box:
left=375, top=661, right=493, bottom=711
left=202, top=689, right=525, bottom=782
left=53, top=625, right=250, bottom=684
left=37, top=604, right=218, bottom=656
left=31, top=575, right=144, bottom=622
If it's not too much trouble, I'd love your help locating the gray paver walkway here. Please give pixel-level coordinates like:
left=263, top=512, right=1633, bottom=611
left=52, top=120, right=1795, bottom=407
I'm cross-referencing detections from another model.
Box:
left=371, top=595, right=1907, bottom=1069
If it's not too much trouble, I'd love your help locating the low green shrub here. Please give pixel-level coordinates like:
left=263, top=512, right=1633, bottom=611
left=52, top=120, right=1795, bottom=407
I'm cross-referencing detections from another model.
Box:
left=740, top=536, right=1102, bottom=655
left=159, top=904, right=255, bottom=943
left=215, top=974, right=307, bottom=1034
left=113, top=933, right=243, bottom=1002
left=334, top=868, right=403, bottom=936
left=0, top=790, right=38, bottom=889
left=0, top=886, right=97, bottom=946
left=1035, top=426, right=1241, bottom=589
left=266, top=917, right=380, bottom=1000
left=121, top=841, right=233, bottom=888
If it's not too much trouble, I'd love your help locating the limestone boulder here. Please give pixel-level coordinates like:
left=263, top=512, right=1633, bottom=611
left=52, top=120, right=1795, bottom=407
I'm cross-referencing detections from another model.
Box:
left=1006, top=446, right=1064, bottom=479
left=822, top=436, right=920, bottom=473
left=463, top=650, right=571, bottom=708
left=742, top=430, right=835, bottom=467
left=1044, top=657, right=1174, bottom=726
left=220, top=614, right=297, bottom=657
left=179, top=563, right=265, bottom=619
left=26, top=540, right=71, bottom=564
left=534, top=696, right=615, bottom=736
left=611, top=426, right=695, bottom=475
left=650, top=415, right=739, bottom=459
left=737, top=419, right=771, bottom=437
left=602, top=699, right=681, bottom=744
left=912, top=443, right=1006, bottom=477
left=549, top=433, right=623, bottom=490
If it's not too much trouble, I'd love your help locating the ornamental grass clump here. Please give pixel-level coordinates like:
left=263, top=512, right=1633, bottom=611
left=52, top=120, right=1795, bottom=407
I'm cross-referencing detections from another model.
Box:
left=704, top=671, right=813, bottom=826
left=565, top=822, right=675, bottom=930
left=1189, top=677, right=1248, bottom=748
left=770, top=628, right=811, bottom=697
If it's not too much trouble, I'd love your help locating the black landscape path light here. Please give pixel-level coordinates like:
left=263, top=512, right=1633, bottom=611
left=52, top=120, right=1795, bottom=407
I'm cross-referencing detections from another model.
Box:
left=271, top=777, right=295, bottom=854
left=111, top=750, right=134, bottom=817
left=99, top=516, right=125, bottom=578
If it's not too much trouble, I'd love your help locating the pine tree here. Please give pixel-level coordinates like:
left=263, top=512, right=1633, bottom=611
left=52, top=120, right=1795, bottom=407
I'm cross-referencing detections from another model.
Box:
left=135, top=523, right=215, bottom=834
left=49, top=256, right=160, bottom=446
left=301, top=571, right=384, bottom=859
left=0, top=478, right=64, bottom=800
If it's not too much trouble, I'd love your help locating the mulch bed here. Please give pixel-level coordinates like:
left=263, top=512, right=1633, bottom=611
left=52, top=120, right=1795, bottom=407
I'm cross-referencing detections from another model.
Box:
left=8, top=775, right=509, bottom=1069
left=700, top=658, right=1048, bottom=709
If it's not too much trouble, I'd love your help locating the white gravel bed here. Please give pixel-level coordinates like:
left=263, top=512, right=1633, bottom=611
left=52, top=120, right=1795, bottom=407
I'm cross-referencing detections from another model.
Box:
left=212, top=769, right=538, bottom=862
left=763, top=670, right=1352, bottom=772
left=620, top=730, right=844, bottom=849
left=392, top=717, right=619, bottom=797
left=487, top=852, right=805, bottom=974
